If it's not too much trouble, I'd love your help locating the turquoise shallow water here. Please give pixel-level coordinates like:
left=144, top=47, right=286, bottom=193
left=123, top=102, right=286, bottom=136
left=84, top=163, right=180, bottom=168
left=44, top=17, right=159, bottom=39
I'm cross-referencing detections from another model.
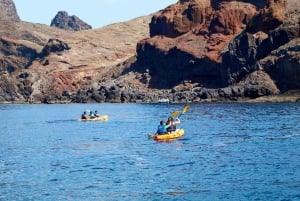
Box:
left=0, top=103, right=300, bottom=201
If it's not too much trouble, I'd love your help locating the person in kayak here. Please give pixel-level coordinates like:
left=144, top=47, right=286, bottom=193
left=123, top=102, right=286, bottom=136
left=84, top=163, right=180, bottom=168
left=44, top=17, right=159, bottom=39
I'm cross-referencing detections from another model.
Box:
left=89, top=111, right=95, bottom=119
left=166, top=116, right=180, bottom=132
left=156, top=120, right=169, bottom=135
left=94, top=110, right=100, bottom=117
left=81, top=111, right=88, bottom=119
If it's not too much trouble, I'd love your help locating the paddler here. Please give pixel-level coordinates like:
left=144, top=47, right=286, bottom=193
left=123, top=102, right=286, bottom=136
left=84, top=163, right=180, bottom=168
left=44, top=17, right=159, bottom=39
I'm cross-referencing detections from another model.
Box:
left=156, top=120, right=169, bottom=135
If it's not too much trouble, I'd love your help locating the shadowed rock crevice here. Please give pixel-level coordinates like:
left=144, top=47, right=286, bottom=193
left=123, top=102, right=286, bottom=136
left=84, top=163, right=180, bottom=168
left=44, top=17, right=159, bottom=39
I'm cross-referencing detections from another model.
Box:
left=40, top=38, right=71, bottom=58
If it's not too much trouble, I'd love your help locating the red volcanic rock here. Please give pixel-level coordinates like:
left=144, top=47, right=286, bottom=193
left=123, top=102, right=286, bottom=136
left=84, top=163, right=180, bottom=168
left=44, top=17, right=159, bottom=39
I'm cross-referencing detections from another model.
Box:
left=150, top=0, right=213, bottom=38
left=209, top=1, right=257, bottom=35
left=140, top=0, right=261, bottom=89
left=134, top=0, right=300, bottom=99
left=150, top=0, right=258, bottom=38
left=145, top=0, right=260, bottom=64
left=246, top=0, right=286, bottom=33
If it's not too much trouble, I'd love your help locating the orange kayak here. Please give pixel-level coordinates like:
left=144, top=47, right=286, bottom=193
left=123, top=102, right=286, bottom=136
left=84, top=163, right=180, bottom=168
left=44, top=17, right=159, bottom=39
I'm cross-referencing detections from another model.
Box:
left=148, top=129, right=184, bottom=140
left=78, top=115, right=109, bottom=121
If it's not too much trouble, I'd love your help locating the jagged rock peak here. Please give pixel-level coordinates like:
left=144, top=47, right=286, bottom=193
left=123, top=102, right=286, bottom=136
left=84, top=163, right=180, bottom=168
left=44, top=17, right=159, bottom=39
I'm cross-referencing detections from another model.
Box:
left=0, top=0, right=20, bottom=21
left=50, top=11, right=92, bottom=31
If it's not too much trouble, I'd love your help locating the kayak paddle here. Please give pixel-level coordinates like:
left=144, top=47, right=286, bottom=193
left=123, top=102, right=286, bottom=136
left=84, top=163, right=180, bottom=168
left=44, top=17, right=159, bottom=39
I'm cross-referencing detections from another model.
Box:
left=171, top=110, right=180, bottom=118
left=178, top=105, right=190, bottom=118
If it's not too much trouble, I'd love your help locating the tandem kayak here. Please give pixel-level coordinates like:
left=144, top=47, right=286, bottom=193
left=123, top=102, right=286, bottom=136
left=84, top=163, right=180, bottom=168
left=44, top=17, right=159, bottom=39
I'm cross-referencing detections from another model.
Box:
left=78, top=115, right=109, bottom=121
left=148, top=128, right=184, bottom=140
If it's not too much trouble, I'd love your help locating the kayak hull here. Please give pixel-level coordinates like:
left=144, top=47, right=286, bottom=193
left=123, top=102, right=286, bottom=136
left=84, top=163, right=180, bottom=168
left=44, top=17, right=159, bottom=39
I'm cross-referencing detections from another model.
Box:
left=148, top=129, right=184, bottom=140
left=78, top=115, right=109, bottom=121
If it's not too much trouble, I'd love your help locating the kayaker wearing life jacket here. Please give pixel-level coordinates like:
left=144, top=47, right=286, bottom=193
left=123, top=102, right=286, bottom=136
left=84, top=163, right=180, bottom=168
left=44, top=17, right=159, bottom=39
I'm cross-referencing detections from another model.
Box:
left=81, top=111, right=88, bottom=119
left=156, top=120, right=169, bottom=135
left=166, top=117, right=180, bottom=132
left=89, top=111, right=95, bottom=119
left=94, top=110, right=100, bottom=117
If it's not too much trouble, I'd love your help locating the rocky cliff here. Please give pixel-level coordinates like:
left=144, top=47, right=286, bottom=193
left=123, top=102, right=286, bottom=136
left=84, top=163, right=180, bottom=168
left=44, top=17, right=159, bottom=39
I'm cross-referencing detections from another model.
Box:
left=128, top=0, right=300, bottom=102
left=50, top=11, right=92, bottom=31
left=0, top=0, right=299, bottom=103
left=0, top=0, right=20, bottom=21
left=0, top=0, right=151, bottom=103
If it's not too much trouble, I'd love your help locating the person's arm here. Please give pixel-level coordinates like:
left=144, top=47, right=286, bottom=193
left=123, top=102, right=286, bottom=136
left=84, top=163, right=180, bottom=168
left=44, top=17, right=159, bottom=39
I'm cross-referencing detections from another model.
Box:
left=174, top=118, right=180, bottom=124
left=166, top=121, right=171, bottom=127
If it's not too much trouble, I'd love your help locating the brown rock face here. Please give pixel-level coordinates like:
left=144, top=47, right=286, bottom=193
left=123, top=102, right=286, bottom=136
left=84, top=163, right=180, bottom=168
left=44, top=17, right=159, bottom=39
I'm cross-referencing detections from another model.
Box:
left=50, top=11, right=92, bottom=31
left=142, top=0, right=260, bottom=89
left=0, top=0, right=20, bottom=21
left=246, top=0, right=287, bottom=33
left=0, top=36, right=39, bottom=73
left=150, top=0, right=259, bottom=38
left=0, top=8, right=151, bottom=103
left=40, top=38, right=71, bottom=58
left=150, top=0, right=212, bottom=38
left=133, top=0, right=300, bottom=101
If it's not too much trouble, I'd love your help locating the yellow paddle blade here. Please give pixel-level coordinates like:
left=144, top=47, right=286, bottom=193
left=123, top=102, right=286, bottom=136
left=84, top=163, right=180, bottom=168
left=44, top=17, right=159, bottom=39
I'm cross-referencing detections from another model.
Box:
left=182, top=105, right=190, bottom=114
left=171, top=110, right=180, bottom=118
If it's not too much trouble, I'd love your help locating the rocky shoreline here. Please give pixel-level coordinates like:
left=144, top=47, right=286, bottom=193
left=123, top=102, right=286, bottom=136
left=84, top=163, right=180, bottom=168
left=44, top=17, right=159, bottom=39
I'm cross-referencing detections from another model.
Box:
left=246, top=90, right=300, bottom=103
left=1, top=88, right=299, bottom=104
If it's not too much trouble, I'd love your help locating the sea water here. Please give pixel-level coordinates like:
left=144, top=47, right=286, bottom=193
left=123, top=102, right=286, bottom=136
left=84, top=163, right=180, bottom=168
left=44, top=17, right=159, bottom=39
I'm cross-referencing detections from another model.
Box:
left=0, top=103, right=300, bottom=201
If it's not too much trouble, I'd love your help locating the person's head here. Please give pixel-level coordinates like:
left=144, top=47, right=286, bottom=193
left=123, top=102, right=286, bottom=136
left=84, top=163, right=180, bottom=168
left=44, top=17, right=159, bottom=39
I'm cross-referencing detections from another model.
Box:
left=83, top=111, right=86, bottom=114
left=90, top=111, right=93, bottom=114
left=95, top=110, right=98, bottom=113
left=168, top=117, right=173, bottom=121
left=160, top=120, right=165, bottom=125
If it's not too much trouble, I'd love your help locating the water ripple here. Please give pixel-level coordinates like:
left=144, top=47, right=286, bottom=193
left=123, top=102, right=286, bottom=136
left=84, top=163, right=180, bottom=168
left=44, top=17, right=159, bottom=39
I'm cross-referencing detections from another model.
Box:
left=1, top=103, right=300, bottom=200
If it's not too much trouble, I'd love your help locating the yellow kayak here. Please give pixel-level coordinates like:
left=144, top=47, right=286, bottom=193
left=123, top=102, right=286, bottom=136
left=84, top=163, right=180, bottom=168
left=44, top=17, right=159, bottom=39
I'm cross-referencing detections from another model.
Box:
left=78, top=115, right=109, bottom=121
left=148, top=129, right=184, bottom=140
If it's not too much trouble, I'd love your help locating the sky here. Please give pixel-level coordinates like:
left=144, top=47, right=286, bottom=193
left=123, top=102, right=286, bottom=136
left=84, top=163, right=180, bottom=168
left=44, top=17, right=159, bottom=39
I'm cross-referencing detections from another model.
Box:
left=13, top=0, right=178, bottom=28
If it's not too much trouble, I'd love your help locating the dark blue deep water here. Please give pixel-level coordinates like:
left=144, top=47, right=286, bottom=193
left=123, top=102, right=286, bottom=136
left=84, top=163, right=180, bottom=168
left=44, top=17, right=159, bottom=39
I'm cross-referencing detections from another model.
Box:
left=1, top=103, right=300, bottom=201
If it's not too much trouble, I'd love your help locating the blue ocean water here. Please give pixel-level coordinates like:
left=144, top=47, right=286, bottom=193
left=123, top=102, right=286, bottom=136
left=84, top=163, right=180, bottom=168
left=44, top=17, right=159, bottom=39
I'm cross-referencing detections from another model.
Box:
left=0, top=103, right=300, bottom=201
